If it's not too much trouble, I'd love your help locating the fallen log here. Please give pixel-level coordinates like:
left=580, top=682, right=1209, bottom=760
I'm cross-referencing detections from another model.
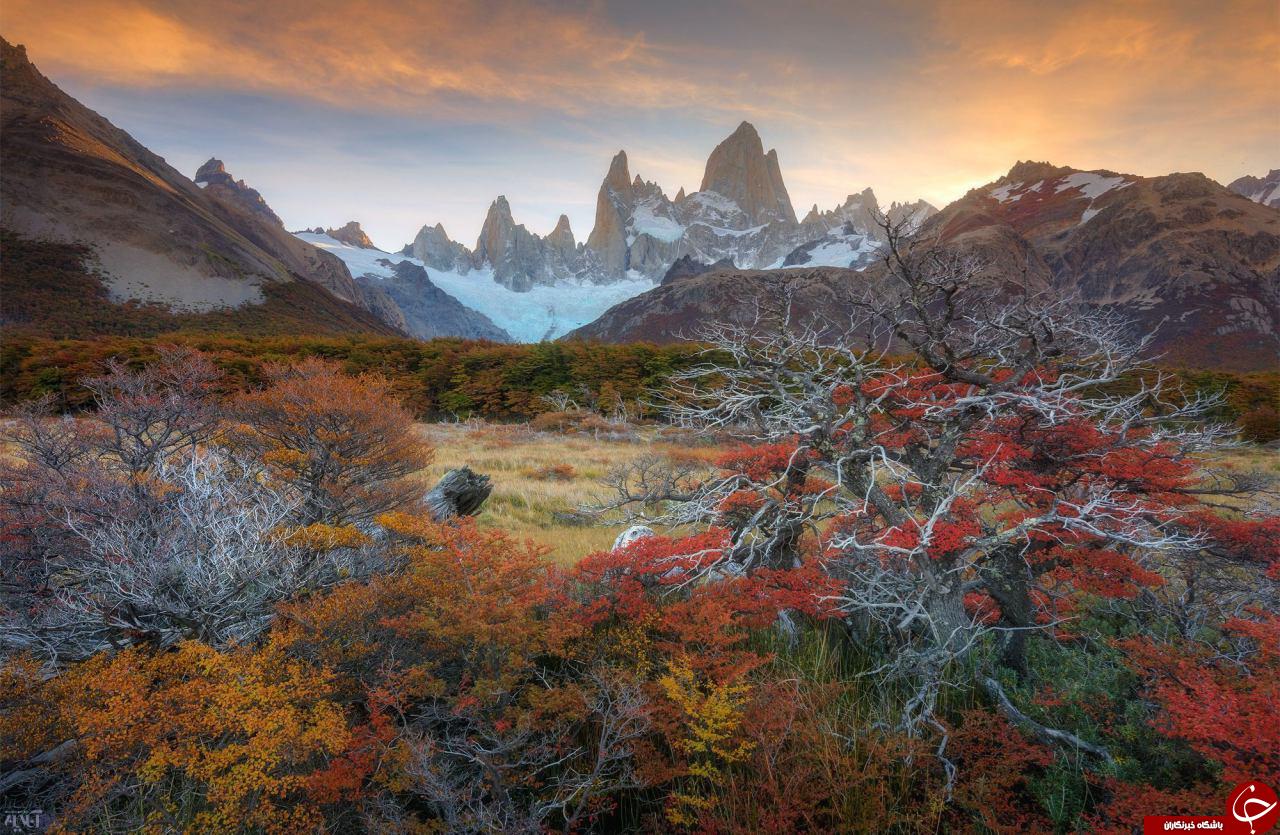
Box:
left=423, top=466, right=493, bottom=521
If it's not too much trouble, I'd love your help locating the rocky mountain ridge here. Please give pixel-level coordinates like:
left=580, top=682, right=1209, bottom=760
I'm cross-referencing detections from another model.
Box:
left=403, top=121, right=938, bottom=291
left=571, top=160, right=1280, bottom=372
left=353, top=259, right=510, bottom=342
left=194, top=158, right=283, bottom=227
left=0, top=37, right=510, bottom=343
left=1229, top=169, right=1280, bottom=209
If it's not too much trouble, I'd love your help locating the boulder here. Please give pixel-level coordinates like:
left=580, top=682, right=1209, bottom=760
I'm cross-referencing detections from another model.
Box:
left=612, top=524, right=655, bottom=551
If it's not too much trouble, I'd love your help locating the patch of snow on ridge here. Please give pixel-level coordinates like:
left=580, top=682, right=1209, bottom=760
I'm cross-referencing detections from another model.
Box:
left=1248, top=183, right=1279, bottom=205
left=296, top=232, right=652, bottom=343
left=989, top=182, right=1022, bottom=203
left=799, top=238, right=873, bottom=267
left=686, top=190, right=743, bottom=218
left=630, top=203, right=684, bottom=243
left=765, top=233, right=881, bottom=269
left=691, top=222, right=768, bottom=238
left=1051, top=172, right=1132, bottom=226
left=1054, top=172, right=1131, bottom=200
left=989, top=180, right=1045, bottom=204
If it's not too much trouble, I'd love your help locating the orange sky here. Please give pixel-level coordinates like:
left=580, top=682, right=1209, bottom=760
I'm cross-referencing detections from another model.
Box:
left=3, top=0, right=1276, bottom=247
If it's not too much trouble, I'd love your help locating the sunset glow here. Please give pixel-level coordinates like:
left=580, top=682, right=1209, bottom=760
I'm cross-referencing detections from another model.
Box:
left=3, top=0, right=1275, bottom=248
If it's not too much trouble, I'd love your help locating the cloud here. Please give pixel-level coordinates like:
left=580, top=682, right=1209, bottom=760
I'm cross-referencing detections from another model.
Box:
left=3, top=0, right=1274, bottom=245
left=1, top=0, right=799, bottom=119
left=799, top=0, right=1280, bottom=208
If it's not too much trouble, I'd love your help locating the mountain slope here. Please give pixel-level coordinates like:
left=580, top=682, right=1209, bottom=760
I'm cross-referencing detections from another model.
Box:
left=571, top=162, right=1280, bottom=372
left=930, top=162, right=1280, bottom=369
left=0, top=37, right=395, bottom=337
left=1229, top=169, right=1280, bottom=209
left=354, top=259, right=510, bottom=342
left=567, top=265, right=860, bottom=343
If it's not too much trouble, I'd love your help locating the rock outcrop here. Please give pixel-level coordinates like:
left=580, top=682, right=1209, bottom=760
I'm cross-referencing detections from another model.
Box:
left=326, top=221, right=376, bottom=249
left=194, top=158, right=283, bottom=226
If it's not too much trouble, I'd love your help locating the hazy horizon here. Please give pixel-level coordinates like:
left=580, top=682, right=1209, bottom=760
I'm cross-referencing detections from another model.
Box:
left=3, top=0, right=1275, bottom=249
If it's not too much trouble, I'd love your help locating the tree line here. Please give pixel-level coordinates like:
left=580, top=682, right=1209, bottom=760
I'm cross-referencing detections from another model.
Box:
left=3, top=333, right=1276, bottom=441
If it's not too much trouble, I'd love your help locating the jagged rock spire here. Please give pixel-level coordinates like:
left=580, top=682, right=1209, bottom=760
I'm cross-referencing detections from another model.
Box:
left=699, top=121, right=797, bottom=225
left=587, top=151, right=634, bottom=278
left=547, top=214, right=575, bottom=252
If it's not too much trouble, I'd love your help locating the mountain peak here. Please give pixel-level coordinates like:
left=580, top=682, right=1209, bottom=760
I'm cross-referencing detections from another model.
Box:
left=603, top=150, right=631, bottom=194
left=700, top=121, right=797, bottom=224
left=547, top=214, right=576, bottom=252
left=485, top=195, right=516, bottom=225
left=1, top=37, right=27, bottom=61
left=326, top=221, right=375, bottom=249
left=194, top=158, right=227, bottom=183
left=1005, top=160, right=1068, bottom=183
left=191, top=157, right=282, bottom=226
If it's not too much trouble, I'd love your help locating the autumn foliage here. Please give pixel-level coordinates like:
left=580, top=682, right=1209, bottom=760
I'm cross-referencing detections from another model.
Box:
left=1, top=316, right=1277, bottom=833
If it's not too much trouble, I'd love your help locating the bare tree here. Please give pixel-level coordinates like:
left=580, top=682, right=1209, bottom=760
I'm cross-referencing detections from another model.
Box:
left=538, top=390, right=580, bottom=412
left=0, top=450, right=367, bottom=663
left=595, top=214, right=1246, bottom=759
left=0, top=352, right=397, bottom=665
left=83, top=346, right=223, bottom=479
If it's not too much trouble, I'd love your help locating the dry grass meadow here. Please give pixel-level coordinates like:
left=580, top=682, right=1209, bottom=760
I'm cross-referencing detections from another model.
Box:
left=415, top=421, right=726, bottom=565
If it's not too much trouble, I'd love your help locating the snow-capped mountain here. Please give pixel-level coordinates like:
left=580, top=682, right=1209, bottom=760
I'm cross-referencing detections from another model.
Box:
left=402, top=121, right=936, bottom=291
left=782, top=189, right=937, bottom=269
left=1228, top=169, right=1280, bottom=209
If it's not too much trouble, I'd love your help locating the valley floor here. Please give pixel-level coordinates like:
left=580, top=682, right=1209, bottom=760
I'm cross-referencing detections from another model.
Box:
left=415, top=420, right=726, bottom=563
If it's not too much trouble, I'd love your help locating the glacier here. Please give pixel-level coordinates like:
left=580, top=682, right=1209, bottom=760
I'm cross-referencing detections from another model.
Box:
left=296, top=232, right=653, bottom=343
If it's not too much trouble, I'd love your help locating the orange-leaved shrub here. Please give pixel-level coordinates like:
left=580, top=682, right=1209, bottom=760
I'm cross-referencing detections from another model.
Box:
left=226, top=358, right=433, bottom=527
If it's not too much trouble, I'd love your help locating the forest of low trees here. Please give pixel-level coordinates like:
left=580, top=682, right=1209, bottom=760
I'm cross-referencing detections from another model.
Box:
left=1, top=234, right=1277, bottom=832
left=2, top=332, right=1276, bottom=442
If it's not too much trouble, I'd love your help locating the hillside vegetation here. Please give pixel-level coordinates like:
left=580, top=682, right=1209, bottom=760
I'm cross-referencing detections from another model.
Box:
left=3, top=247, right=1278, bottom=833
